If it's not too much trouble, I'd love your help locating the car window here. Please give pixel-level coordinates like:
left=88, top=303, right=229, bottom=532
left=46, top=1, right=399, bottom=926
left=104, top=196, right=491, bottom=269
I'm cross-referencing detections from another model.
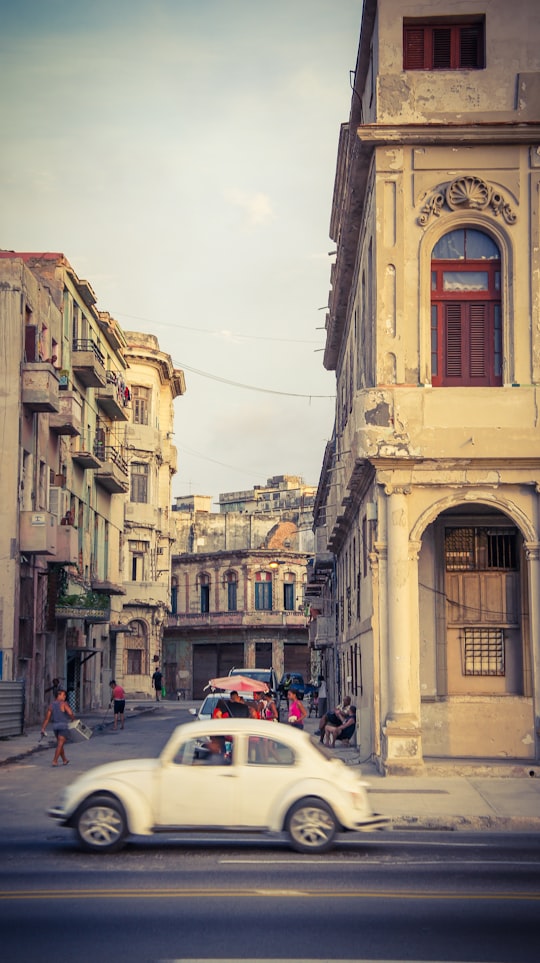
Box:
left=173, top=735, right=234, bottom=766
left=247, top=735, right=295, bottom=766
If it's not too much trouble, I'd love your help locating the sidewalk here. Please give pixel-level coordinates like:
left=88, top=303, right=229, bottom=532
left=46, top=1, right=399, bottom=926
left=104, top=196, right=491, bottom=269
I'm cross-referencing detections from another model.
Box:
left=1, top=698, right=539, bottom=834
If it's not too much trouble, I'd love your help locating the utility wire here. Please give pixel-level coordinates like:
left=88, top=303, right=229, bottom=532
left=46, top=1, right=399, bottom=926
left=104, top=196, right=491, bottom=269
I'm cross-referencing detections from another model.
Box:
left=115, top=311, right=321, bottom=345
left=173, top=359, right=335, bottom=399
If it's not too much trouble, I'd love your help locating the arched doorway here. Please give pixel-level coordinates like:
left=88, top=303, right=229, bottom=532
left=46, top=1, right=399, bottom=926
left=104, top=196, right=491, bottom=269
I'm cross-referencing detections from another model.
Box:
left=418, top=502, right=533, bottom=759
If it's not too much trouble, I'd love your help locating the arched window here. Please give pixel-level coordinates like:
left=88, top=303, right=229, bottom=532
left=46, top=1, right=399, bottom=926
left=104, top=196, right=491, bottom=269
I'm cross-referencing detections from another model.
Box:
left=224, top=570, right=238, bottom=612
left=431, top=228, right=502, bottom=386
left=198, top=573, right=210, bottom=613
left=255, top=571, right=272, bottom=611
left=125, top=620, right=148, bottom=675
left=283, top=572, right=295, bottom=611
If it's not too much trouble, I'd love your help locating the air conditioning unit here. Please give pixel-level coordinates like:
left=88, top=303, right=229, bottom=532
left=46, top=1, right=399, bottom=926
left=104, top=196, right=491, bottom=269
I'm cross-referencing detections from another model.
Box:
left=49, top=486, right=70, bottom=521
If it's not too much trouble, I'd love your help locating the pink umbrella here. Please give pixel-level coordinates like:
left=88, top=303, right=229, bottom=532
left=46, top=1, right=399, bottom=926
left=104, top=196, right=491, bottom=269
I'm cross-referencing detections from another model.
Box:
left=207, top=675, right=269, bottom=693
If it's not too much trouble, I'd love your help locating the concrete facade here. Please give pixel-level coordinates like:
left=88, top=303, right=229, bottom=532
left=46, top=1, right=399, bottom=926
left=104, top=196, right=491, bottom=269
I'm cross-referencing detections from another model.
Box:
left=0, top=253, right=185, bottom=720
left=117, top=332, right=185, bottom=698
left=0, top=253, right=129, bottom=721
left=308, top=0, right=540, bottom=772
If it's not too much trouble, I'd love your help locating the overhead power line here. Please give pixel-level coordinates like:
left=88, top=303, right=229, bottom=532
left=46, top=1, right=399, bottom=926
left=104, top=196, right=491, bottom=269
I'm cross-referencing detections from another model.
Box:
left=173, top=359, right=335, bottom=399
left=115, top=311, right=321, bottom=345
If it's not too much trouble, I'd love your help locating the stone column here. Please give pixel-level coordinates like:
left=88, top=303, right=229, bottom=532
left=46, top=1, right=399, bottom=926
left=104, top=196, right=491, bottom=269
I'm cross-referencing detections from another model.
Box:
left=524, top=542, right=540, bottom=758
left=381, top=486, right=424, bottom=773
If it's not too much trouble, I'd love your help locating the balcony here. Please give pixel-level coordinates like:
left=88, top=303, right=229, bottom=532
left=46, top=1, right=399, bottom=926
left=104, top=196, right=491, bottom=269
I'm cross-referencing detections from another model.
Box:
left=91, top=577, right=126, bottom=596
left=166, top=610, right=308, bottom=632
left=49, top=391, right=82, bottom=436
left=71, top=339, right=106, bottom=388
left=122, top=582, right=170, bottom=607
left=55, top=524, right=79, bottom=565
left=96, top=372, right=130, bottom=421
left=71, top=433, right=101, bottom=469
left=94, top=445, right=129, bottom=493
left=19, top=511, right=57, bottom=555
left=21, top=363, right=60, bottom=413
left=55, top=591, right=111, bottom=623
left=308, top=615, right=334, bottom=649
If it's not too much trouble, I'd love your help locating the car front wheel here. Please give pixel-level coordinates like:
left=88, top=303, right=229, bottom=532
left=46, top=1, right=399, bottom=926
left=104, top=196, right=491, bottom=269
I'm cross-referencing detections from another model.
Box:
left=75, top=795, right=128, bottom=853
left=285, top=796, right=337, bottom=853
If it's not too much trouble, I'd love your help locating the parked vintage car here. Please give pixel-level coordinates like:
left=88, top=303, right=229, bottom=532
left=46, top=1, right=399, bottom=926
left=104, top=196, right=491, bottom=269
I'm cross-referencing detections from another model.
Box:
left=48, top=719, right=387, bottom=854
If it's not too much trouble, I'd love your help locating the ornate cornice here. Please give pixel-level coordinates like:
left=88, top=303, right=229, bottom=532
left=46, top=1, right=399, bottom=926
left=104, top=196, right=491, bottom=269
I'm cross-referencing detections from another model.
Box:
left=418, top=175, right=517, bottom=227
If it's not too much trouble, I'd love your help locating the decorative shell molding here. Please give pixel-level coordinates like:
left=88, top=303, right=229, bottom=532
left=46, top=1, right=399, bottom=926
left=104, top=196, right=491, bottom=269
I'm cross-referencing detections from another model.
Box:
left=418, top=176, right=517, bottom=226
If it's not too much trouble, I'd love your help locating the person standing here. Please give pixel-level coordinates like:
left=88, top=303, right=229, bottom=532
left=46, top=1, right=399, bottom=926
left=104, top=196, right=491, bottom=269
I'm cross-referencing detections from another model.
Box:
left=287, top=688, right=307, bottom=730
left=41, top=688, right=75, bottom=766
left=152, top=667, right=163, bottom=701
left=109, top=680, right=126, bottom=730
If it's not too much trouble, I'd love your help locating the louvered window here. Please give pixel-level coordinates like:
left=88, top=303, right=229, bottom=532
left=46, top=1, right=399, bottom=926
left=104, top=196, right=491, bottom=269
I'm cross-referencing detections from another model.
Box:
left=432, top=229, right=501, bottom=387
left=404, top=20, right=484, bottom=70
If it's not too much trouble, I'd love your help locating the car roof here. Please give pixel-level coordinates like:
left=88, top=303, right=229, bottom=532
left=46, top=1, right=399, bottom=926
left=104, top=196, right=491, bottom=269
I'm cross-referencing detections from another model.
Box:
left=176, top=718, right=310, bottom=744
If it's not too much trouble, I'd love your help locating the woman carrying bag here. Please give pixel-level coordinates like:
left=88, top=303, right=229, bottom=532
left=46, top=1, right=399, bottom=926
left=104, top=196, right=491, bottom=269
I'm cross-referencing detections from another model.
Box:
left=41, top=688, right=75, bottom=766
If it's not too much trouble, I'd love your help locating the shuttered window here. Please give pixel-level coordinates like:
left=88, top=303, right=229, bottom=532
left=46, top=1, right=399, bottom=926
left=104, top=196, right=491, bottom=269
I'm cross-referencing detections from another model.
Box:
left=432, top=229, right=502, bottom=387
left=404, top=20, right=484, bottom=70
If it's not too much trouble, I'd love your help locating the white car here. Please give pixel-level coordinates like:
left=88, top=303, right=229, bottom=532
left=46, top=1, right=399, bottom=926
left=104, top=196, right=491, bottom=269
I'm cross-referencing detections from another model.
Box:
left=48, top=719, right=387, bottom=854
left=189, top=693, right=255, bottom=720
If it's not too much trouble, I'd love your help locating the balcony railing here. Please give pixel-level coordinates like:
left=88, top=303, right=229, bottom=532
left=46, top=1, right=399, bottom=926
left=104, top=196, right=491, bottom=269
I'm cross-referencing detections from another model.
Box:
left=72, top=339, right=106, bottom=388
left=94, top=445, right=129, bottom=493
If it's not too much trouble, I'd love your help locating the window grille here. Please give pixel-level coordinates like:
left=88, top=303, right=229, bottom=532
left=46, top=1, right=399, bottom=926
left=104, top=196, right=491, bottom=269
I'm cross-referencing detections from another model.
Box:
left=462, top=627, right=505, bottom=676
left=445, top=527, right=518, bottom=571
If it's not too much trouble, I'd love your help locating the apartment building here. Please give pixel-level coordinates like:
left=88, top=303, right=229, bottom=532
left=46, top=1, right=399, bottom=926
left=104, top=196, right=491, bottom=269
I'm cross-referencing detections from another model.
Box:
left=118, top=332, right=185, bottom=696
left=0, top=253, right=129, bottom=721
left=0, top=253, right=184, bottom=720
left=307, top=0, right=540, bottom=772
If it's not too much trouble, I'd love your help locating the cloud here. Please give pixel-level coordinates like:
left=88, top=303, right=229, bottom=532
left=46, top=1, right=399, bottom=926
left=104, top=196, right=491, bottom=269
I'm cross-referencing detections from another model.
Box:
left=224, top=188, right=276, bottom=228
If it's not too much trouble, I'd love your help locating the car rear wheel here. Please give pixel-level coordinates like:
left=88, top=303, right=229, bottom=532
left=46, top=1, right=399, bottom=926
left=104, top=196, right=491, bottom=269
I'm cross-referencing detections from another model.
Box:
left=285, top=796, right=337, bottom=853
left=75, top=795, right=128, bottom=853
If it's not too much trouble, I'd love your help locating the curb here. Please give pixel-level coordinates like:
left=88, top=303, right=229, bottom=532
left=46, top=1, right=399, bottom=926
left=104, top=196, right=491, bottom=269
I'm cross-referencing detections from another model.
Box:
left=390, top=814, right=540, bottom=833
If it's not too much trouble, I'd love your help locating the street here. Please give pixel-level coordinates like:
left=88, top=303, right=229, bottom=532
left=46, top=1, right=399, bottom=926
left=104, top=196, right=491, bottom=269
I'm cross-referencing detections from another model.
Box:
left=0, top=706, right=538, bottom=962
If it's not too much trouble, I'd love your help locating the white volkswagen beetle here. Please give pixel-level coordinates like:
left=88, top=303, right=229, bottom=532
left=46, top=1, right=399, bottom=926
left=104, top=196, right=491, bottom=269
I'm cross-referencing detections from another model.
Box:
left=48, top=719, right=387, bottom=854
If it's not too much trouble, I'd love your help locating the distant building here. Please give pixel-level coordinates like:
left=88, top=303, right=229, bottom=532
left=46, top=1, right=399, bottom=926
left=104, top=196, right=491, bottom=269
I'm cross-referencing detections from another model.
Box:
left=164, top=478, right=317, bottom=698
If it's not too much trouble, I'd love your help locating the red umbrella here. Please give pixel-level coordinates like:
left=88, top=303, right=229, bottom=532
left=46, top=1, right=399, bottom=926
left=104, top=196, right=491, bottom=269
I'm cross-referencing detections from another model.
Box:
left=207, top=675, right=269, bottom=694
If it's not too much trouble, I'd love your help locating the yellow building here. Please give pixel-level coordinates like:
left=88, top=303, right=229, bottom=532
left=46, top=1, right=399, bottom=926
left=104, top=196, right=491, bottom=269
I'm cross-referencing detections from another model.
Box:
left=117, top=332, right=185, bottom=698
left=309, top=0, right=540, bottom=772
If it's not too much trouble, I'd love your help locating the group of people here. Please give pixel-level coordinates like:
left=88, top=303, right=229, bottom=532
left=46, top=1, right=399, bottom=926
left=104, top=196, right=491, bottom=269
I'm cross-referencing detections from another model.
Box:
left=210, top=686, right=310, bottom=729
left=318, top=695, right=356, bottom=747
left=211, top=688, right=279, bottom=720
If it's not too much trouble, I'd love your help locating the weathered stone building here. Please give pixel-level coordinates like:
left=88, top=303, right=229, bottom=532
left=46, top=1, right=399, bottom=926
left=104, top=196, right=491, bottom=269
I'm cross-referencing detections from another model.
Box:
left=118, top=333, right=185, bottom=696
left=0, top=253, right=184, bottom=720
left=308, top=0, right=540, bottom=772
left=164, top=479, right=316, bottom=698
left=0, top=253, right=129, bottom=721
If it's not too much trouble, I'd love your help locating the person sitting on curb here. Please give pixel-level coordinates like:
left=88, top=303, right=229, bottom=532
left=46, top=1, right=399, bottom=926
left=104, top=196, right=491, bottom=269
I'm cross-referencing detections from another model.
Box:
left=325, top=705, right=357, bottom=747
left=318, top=695, right=352, bottom=743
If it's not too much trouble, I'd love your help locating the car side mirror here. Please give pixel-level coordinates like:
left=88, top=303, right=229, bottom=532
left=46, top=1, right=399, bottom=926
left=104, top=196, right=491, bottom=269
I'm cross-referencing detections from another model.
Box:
left=189, top=707, right=197, bottom=716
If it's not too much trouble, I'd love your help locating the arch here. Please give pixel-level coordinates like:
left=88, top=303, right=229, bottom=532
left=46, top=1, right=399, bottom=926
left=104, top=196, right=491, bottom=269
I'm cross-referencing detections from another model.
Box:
left=418, top=211, right=515, bottom=385
left=410, top=491, right=537, bottom=545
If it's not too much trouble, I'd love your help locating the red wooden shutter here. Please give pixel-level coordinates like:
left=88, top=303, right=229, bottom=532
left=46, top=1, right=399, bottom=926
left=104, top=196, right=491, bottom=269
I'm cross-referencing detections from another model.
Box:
left=469, top=304, right=487, bottom=379
left=445, top=304, right=463, bottom=378
left=404, top=27, right=426, bottom=69
left=460, top=25, right=483, bottom=68
left=432, top=28, right=452, bottom=68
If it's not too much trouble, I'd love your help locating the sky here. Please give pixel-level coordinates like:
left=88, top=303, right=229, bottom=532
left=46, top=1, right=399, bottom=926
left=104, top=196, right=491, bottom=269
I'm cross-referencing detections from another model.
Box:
left=0, top=0, right=361, bottom=506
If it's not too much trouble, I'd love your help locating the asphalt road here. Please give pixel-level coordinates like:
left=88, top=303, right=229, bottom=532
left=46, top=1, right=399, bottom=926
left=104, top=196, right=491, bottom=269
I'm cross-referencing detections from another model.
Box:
left=0, top=707, right=539, bottom=963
